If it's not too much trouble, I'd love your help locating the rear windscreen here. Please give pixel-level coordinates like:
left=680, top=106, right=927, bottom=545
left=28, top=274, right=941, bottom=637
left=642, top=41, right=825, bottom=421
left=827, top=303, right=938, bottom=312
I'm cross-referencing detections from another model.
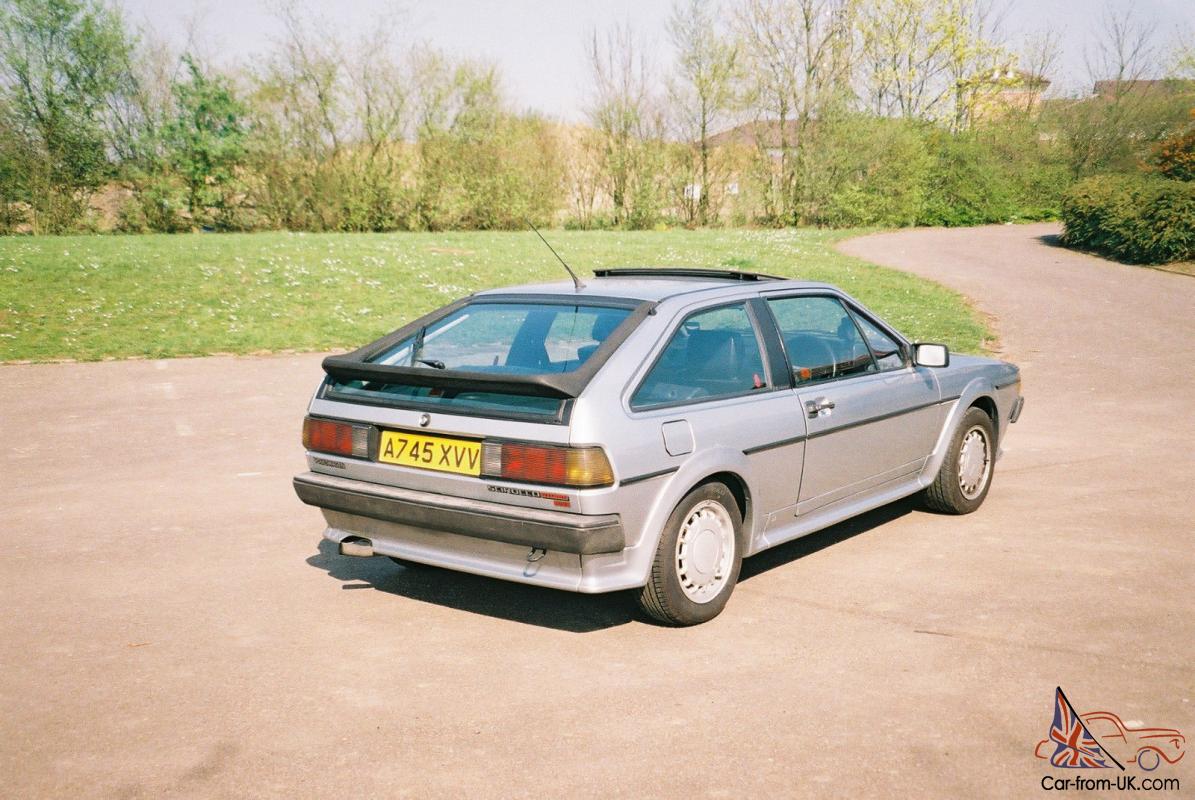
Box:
left=324, top=302, right=632, bottom=421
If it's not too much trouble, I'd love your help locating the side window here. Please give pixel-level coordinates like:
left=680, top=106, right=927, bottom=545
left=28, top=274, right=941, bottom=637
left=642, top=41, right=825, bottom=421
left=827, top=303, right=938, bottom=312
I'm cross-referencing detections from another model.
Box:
left=632, top=303, right=768, bottom=409
left=850, top=311, right=905, bottom=371
left=1084, top=716, right=1124, bottom=740
left=767, top=296, right=875, bottom=385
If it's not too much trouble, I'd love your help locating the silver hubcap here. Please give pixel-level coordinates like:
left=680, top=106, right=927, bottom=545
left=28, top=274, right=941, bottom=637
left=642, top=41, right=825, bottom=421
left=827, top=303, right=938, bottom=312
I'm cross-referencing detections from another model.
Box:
left=675, top=500, right=735, bottom=604
left=957, top=425, right=991, bottom=500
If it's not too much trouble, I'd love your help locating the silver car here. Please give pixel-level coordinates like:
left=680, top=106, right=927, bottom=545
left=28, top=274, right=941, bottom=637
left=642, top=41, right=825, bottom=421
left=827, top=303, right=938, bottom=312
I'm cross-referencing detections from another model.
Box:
left=294, top=268, right=1023, bottom=625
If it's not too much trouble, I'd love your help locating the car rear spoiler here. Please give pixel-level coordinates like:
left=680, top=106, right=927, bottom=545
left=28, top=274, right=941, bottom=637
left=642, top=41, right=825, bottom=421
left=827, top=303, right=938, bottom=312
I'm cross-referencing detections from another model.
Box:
left=321, top=294, right=657, bottom=400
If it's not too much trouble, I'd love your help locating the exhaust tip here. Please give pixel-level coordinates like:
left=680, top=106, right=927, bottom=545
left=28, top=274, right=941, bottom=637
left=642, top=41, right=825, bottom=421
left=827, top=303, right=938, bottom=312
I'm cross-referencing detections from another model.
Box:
left=339, top=536, right=374, bottom=558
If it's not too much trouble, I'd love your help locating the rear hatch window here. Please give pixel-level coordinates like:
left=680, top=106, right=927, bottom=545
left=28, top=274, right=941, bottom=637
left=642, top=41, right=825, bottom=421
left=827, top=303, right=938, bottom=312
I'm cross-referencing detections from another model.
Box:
left=323, top=300, right=638, bottom=422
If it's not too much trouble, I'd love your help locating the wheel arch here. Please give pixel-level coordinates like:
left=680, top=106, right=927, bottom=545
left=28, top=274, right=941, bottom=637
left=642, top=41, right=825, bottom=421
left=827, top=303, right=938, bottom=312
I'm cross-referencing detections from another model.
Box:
left=968, top=394, right=999, bottom=439
left=694, top=471, right=751, bottom=537
left=646, top=453, right=757, bottom=552
left=918, top=378, right=1001, bottom=487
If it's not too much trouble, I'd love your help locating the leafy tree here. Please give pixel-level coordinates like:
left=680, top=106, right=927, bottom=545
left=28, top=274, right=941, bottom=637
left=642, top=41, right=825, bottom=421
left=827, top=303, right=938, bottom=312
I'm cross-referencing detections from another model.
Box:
left=858, top=0, right=1013, bottom=128
left=163, top=56, right=249, bottom=227
left=0, top=0, right=139, bottom=231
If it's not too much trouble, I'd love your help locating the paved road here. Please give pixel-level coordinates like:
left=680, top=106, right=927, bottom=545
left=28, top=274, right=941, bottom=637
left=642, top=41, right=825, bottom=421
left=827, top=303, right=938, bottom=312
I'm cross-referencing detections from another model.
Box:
left=3, top=223, right=1192, bottom=798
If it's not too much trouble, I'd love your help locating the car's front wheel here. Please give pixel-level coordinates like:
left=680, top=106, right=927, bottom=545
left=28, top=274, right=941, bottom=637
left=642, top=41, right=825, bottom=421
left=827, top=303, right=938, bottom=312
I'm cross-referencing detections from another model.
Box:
left=637, top=482, right=743, bottom=626
left=1137, top=748, right=1161, bottom=771
left=923, top=406, right=996, bottom=514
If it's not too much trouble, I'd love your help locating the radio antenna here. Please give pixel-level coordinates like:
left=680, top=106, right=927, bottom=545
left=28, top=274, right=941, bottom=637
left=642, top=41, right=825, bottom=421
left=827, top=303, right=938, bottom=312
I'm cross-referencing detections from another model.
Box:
left=527, top=220, right=584, bottom=291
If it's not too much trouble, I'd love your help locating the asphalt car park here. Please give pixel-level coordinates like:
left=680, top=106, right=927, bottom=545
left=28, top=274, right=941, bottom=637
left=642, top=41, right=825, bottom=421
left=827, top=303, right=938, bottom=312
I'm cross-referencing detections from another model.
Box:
left=3, top=223, right=1192, bottom=797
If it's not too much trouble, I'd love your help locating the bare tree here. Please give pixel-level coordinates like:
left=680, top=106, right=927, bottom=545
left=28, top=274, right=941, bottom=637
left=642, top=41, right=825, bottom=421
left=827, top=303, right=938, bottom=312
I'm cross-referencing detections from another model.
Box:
left=1084, top=5, right=1160, bottom=94
left=249, top=3, right=415, bottom=230
left=666, top=0, right=738, bottom=224
left=1016, top=29, right=1061, bottom=114
left=858, top=0, right=1013, bottom=127
left=584, top=21, right=659, bottom=226
left=942, top=0, right=1014, bottom=131
left=734, top=0, right=854, bottom=223
left=1058, top=5, right=1173, bottom=176
left=859, top=0, right=949, bottom=118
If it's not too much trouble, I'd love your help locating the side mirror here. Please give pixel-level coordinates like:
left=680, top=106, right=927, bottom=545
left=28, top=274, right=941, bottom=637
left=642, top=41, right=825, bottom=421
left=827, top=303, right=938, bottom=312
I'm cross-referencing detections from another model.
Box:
left=913, top=343, right=950, bottom=368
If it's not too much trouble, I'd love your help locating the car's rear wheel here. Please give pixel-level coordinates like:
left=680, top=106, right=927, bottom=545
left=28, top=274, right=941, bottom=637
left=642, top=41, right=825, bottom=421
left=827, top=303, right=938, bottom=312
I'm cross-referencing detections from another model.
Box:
left=923, top=406, right=996, bottom=514
left=636, top=482, right=743, bottom=626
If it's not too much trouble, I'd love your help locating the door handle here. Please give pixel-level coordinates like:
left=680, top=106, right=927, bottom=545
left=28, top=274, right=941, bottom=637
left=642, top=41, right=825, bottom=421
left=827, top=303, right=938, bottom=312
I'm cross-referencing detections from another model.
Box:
left=805, top=397, right=835, bottom=418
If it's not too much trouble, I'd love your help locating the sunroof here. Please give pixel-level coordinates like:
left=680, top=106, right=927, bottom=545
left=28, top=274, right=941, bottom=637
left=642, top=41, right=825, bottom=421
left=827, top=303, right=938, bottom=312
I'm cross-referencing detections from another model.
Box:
left=591, top=267, right=785, bottom=282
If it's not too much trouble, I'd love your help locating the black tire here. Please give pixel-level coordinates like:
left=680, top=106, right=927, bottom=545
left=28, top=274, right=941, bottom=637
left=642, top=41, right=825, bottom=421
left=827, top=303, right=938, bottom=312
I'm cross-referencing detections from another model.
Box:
left=923, top=406, right=996, bottom=514
left=636, top=482, right=743, bottom=626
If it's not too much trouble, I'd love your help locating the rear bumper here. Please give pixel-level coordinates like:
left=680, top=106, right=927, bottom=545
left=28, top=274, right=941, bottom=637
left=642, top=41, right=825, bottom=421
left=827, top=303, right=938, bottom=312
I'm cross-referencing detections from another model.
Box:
left=293, top=471, right=624, bottom=555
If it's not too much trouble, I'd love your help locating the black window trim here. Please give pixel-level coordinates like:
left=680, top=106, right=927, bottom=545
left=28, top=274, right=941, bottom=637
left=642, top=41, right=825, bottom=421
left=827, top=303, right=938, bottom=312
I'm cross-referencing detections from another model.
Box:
left=322, top=293, right=656, bottom=401
left=844, top=304, right=909, bottom=373
left=319, top=379, right=576, bottom=425
left=628, top=298, right=779, bottom=413
left=761, top=291, right=913, bottom=390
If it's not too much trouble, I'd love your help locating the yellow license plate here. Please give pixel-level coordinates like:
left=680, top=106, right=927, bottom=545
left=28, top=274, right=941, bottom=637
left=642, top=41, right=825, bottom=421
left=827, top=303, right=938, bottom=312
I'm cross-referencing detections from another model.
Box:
left=377, top=430, right=482, bottom=476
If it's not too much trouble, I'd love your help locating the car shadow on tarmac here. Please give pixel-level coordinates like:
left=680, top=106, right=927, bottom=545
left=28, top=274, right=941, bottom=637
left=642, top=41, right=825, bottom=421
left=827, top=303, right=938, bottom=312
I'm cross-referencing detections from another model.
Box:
left=739, top=497, right=918, bottom=582
left=306, top=540, right=637, bottom=633
left=305, top=497, right=919, bottom=632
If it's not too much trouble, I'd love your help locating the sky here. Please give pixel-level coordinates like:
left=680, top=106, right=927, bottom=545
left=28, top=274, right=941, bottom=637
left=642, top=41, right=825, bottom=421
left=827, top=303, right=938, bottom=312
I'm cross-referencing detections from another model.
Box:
left=117, top=0, right=1195, bottom=121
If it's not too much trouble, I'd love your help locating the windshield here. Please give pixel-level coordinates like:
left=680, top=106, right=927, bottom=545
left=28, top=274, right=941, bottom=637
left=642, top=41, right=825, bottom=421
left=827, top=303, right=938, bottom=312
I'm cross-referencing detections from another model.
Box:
left=324, top=301, right=633, bottom=422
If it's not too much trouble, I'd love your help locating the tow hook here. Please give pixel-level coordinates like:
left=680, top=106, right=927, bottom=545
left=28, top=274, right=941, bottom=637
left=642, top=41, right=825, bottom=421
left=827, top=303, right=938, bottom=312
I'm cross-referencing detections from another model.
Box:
left=527, top=547, right=547, bottom=563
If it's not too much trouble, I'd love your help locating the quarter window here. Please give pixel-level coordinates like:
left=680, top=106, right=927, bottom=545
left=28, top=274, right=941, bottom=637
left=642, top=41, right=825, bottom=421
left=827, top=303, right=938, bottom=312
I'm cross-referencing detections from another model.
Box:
left=767, top=296, right=875, bottom=384
left=850, top=311, right=905, bottom=371
left=632, top=303, right=768, bottom=409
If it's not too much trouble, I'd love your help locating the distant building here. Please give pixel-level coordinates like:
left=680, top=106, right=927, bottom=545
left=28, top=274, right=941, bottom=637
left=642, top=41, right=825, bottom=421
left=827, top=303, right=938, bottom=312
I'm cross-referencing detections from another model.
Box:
left=970, top=68, right=1052, bottom=120
left=995, top=69, right=1051, bottom=113
left=705, top=120, right=805, bottom=159
left=1092, top=79, right=1195, bottom=99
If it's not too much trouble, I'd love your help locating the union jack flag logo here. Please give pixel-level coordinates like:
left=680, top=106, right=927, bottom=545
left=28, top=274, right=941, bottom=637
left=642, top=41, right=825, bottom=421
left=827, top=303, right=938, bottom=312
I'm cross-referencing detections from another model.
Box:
left=1048, top=687, right=1122, bottom=769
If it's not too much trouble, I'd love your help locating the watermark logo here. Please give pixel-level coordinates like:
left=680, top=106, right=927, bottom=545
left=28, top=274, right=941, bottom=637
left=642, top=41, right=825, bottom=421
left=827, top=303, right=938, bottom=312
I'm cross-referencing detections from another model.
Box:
left=1039, top=687, right=1122, bottom=769
left=1035, top=687, right=1185, bottom=792
left=1034, top=687, right=1185, bottom=772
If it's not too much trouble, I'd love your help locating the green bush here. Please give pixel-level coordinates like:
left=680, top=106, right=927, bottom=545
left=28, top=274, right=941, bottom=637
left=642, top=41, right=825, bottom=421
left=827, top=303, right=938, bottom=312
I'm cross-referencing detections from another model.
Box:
left=117, top=173, right=191, bottom=233
left=816, top=116, right=932, bottom=227
left=1061, top=173, right=1195, bottom=264
left=919, top=132, right=1016, bottom=226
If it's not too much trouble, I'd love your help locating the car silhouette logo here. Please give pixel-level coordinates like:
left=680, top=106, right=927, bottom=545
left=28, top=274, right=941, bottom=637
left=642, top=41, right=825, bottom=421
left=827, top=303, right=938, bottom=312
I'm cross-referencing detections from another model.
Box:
left=1035, top=688, right=1185, bottom=771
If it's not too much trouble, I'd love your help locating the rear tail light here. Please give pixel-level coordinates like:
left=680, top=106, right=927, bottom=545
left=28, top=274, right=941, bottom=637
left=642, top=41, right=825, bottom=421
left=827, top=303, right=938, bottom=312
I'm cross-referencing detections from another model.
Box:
left=302, top=416, right=370, bottom=458
left=482, top=441, right=614, bottom=488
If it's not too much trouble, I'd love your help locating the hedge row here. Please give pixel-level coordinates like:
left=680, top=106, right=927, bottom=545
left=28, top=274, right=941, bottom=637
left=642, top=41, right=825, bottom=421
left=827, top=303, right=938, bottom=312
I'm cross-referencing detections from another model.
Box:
left=1060, top=174, right=1195, bottom=264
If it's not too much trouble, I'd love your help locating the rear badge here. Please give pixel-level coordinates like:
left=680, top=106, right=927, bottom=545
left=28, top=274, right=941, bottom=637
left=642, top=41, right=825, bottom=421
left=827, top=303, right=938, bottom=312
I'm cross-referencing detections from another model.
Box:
left=487, top=485, right=572, bottom=508
left=418, top=413, right=431, bottom=427
left=312, top=457, right=346, bottom=470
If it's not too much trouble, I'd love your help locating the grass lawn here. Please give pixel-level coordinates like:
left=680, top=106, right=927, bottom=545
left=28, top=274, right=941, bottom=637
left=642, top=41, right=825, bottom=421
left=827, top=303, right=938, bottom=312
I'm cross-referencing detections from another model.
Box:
left=0, top=229, right=992, bottom=362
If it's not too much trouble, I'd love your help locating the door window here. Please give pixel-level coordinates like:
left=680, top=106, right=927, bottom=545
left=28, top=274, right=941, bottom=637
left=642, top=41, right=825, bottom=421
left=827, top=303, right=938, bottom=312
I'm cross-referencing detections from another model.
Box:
left=850, top=311, right=905, bottom=371
left=632, top=303, right=768, bottom=409
left=767, top=296, right=876, bottom=385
